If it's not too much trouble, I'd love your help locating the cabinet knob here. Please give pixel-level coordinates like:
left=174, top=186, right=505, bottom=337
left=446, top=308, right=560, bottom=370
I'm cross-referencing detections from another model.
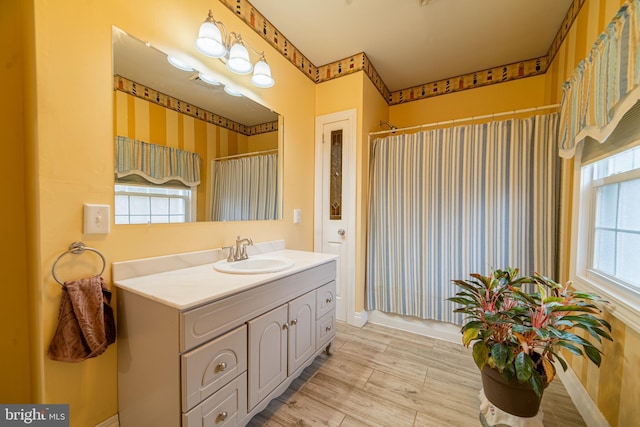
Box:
left=282, top=323, right=289, bottom=330
left=217, top=362, right=227, bottom=371
left=217, top=411, right=228, bottom=422
left=325, top=326, right=332, bottom=332
left=290, top=319, right=298, bottom=326
left=326, top=297, right=332, bottom=304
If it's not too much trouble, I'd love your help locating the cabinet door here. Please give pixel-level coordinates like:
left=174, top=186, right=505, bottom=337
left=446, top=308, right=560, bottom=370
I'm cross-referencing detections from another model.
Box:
left=288, top=291, right=316, bottom=374
left=247, top=304, right=288, bottom=410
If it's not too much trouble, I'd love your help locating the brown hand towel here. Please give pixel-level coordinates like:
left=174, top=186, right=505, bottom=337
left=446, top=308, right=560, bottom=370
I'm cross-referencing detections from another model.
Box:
left=47, top=276, right=116, bottom=362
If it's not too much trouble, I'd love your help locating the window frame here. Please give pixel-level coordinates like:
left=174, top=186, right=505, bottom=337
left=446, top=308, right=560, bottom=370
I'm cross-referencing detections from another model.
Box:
left=571, top=142, right=640, bottom=331
left=114, top=183, right=196, bottom=224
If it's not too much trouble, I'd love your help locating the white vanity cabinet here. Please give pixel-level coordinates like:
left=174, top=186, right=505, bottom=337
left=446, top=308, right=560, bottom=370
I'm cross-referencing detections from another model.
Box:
left=115, top=252, right=336, bottom=427
left=247, top=290, right=316, bottom=410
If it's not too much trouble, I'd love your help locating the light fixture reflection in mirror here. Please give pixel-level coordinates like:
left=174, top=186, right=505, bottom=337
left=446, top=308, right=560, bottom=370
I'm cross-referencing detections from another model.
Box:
left=112, top=27, right=282, bottom=224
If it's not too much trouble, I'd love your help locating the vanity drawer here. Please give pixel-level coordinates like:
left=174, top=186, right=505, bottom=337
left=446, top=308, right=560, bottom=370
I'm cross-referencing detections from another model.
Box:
left=181, top=325, right=247, bottom=412
left=181, top=261, right=336, bottom=351
left=316, top=312, right=335, bottom=351
left=183, top=372, right=247, bottom=427
left=316, top=281, right=336, bottom=320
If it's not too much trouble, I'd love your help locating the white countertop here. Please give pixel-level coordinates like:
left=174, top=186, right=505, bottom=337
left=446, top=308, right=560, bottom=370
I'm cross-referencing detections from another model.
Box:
left=113, top=249, right=337, bottom=311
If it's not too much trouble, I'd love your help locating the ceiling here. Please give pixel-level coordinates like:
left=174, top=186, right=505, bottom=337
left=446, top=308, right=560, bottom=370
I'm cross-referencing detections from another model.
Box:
left=248, top=0, right=574, bottom=92
left=113, top=27, right=279, bottom=127
left=113, top=0, right=575, bottom=126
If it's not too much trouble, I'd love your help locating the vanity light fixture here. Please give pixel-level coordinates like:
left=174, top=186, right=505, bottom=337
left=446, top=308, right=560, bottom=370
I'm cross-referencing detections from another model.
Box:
left=251, top=55, right=275, bottom=88
left=223, top=85, right=243, bottom=97
left=167, top=56, right=194, bottom=72
left=226, top=34, right=253, bottom=74
left=198, top=72, right=221, bottom=86
left=195, top=10, right=275, bottom=88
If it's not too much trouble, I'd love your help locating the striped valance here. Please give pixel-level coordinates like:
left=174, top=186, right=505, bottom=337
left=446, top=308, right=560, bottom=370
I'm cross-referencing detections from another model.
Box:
left=115, top=136, right=201, bottom=186
left=559, top=0, right=640, bottom=158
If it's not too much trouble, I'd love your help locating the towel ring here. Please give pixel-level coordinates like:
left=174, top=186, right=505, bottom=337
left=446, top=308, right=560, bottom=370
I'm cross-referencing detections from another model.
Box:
left=52, top=241, right=106, bottom=286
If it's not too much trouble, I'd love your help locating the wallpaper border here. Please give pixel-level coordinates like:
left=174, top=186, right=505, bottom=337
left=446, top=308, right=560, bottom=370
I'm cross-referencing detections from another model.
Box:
left=114, top=75, right=278, bottom=136
left=219, top=0, right=585, bottom=106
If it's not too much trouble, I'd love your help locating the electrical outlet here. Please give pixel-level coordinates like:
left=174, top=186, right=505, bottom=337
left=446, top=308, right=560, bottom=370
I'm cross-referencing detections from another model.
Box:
left=84, top=204, right=110, bottom=234
left=293, top=208, right=301, bottom=224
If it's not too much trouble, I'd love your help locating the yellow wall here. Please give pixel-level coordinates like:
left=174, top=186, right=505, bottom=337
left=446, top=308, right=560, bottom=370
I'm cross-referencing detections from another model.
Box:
left=0, top=0, right=31, bottom=403
left=21, top=0, right=315, bottom=425
left=10, top=0, right=639, bottom=425
left=389, top=75, right=549, bottom=128
left=316, top=72, right=390, bottom=313
left=543, top=1, right=639, bottom=426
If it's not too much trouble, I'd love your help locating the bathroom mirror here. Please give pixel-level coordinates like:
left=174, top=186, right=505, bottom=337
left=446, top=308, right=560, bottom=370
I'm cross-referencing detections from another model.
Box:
left=112, top=27, right=282, bottom=223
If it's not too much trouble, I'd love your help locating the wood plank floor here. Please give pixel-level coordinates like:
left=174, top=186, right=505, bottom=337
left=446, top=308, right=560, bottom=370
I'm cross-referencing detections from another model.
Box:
left=247, top=321, right=586, bottom=427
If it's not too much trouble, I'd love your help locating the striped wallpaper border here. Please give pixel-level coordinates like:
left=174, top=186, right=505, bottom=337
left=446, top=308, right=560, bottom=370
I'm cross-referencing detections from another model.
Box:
left=114, top=75, right=278, bottom=136
left=220, top=0, right=585, bottom=105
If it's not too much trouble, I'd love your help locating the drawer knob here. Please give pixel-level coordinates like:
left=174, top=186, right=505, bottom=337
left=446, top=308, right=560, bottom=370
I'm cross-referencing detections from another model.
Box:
left=217, top=362, right=227, bottom=372
left=217, top=411, right=228, bottom=422
left=290, top=319, right=298, bottom=326
left=325, top=326, right=332, bottom=332
left=326, top=297, right=332, bottom=303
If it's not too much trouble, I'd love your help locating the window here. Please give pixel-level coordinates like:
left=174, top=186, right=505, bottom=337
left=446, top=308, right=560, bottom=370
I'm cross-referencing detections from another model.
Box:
left=574, top=144, right=640, bottom=326
left=115, top=184, right=193, bottom=224
left=590, top=146, right=640, bottom=288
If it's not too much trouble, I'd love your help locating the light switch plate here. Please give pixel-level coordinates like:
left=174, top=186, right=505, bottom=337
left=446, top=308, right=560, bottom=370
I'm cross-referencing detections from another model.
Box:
left=84, top=204, right=110, bottom=234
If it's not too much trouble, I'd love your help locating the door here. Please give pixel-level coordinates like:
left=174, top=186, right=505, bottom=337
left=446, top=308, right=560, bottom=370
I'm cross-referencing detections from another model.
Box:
left=247, top=305, right=288, bottom=410
left=287, top=291, right=316, bottom=373
left=315, top=109, right=356, bottom=324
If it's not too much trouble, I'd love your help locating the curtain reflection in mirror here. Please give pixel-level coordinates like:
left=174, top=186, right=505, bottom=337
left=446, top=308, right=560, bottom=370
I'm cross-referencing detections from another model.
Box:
left=210, top=153, right=278, bottom=221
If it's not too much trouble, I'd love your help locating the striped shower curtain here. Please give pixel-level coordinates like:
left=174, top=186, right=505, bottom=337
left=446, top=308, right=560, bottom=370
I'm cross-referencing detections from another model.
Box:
left=366, top=113, right=560, bottom=325
left=210, top=153, right=278, bottom=221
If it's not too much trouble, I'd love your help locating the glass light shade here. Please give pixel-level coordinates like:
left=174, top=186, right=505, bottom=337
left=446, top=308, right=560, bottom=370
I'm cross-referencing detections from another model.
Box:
left=251, top=59, right=274, bottom=88
left=227, top=42, right=253, bottom=74
left=198, top=72, right=221, bottom=86
left=167, top=56, right=194, bottom=72
left=195, top=21, right=226, bottom=58
left=223, top=85, right=243, bottom=97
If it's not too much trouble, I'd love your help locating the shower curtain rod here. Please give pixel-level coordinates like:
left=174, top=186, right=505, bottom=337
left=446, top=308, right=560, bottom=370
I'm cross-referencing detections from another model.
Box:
left=214, top=148, right=278, bottom=161
left=368, top=103, right=560, bottom=137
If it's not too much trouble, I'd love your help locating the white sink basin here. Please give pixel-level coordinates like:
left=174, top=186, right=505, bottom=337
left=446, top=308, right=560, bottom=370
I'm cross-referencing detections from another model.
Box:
left=213, top=255, right=294, bottom=274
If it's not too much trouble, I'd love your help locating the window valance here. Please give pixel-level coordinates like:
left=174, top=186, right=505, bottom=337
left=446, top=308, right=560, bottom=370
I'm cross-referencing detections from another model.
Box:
left=559, top=0, right=640, bottom=158
left=115, top=136, right=201, bottom=187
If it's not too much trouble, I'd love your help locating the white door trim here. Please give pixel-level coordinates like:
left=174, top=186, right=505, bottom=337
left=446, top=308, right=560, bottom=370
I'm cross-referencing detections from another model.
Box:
left=314, top=109, right=357, bottom=326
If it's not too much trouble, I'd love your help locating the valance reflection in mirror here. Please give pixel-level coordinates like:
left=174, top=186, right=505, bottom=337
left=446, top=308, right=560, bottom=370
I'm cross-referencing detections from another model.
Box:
left=112, top=27, right=282, bottom=223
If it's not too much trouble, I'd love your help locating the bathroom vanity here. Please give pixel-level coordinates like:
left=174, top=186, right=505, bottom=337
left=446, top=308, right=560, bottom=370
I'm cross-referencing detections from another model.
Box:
left=113, top=246, right=337, bottom=427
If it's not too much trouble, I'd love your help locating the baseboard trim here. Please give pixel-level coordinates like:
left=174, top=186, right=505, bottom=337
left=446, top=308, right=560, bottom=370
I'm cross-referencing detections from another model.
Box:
left=95, top=414, right=119, bottom=427
left=351, top=310, right=368, bottom=327
left=555, top=364, right=610, bottom=427
left=365, top=310, right=461, bottom=343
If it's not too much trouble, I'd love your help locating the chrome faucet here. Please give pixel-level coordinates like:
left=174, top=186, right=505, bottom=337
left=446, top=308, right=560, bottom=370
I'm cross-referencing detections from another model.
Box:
left=222, top=236, right=253, bottom=262
left=235, top=236, right=253, bottom=260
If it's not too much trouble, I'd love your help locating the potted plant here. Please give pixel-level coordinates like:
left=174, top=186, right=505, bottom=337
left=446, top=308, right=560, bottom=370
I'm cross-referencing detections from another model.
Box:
left=448, top=267, right=612, bottom=417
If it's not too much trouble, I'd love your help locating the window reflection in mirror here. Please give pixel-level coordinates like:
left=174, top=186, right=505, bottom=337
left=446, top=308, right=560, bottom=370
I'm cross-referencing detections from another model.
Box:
left=112, top=26, right=282, bottom=223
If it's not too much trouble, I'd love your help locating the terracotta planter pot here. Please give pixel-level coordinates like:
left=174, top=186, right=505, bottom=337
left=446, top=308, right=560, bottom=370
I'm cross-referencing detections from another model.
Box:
left=481, top=366, right=548, bottom=417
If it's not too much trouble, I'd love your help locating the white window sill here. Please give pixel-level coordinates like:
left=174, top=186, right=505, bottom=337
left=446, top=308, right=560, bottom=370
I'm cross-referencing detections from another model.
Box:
left=572, top=273, right=640, bottom=334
